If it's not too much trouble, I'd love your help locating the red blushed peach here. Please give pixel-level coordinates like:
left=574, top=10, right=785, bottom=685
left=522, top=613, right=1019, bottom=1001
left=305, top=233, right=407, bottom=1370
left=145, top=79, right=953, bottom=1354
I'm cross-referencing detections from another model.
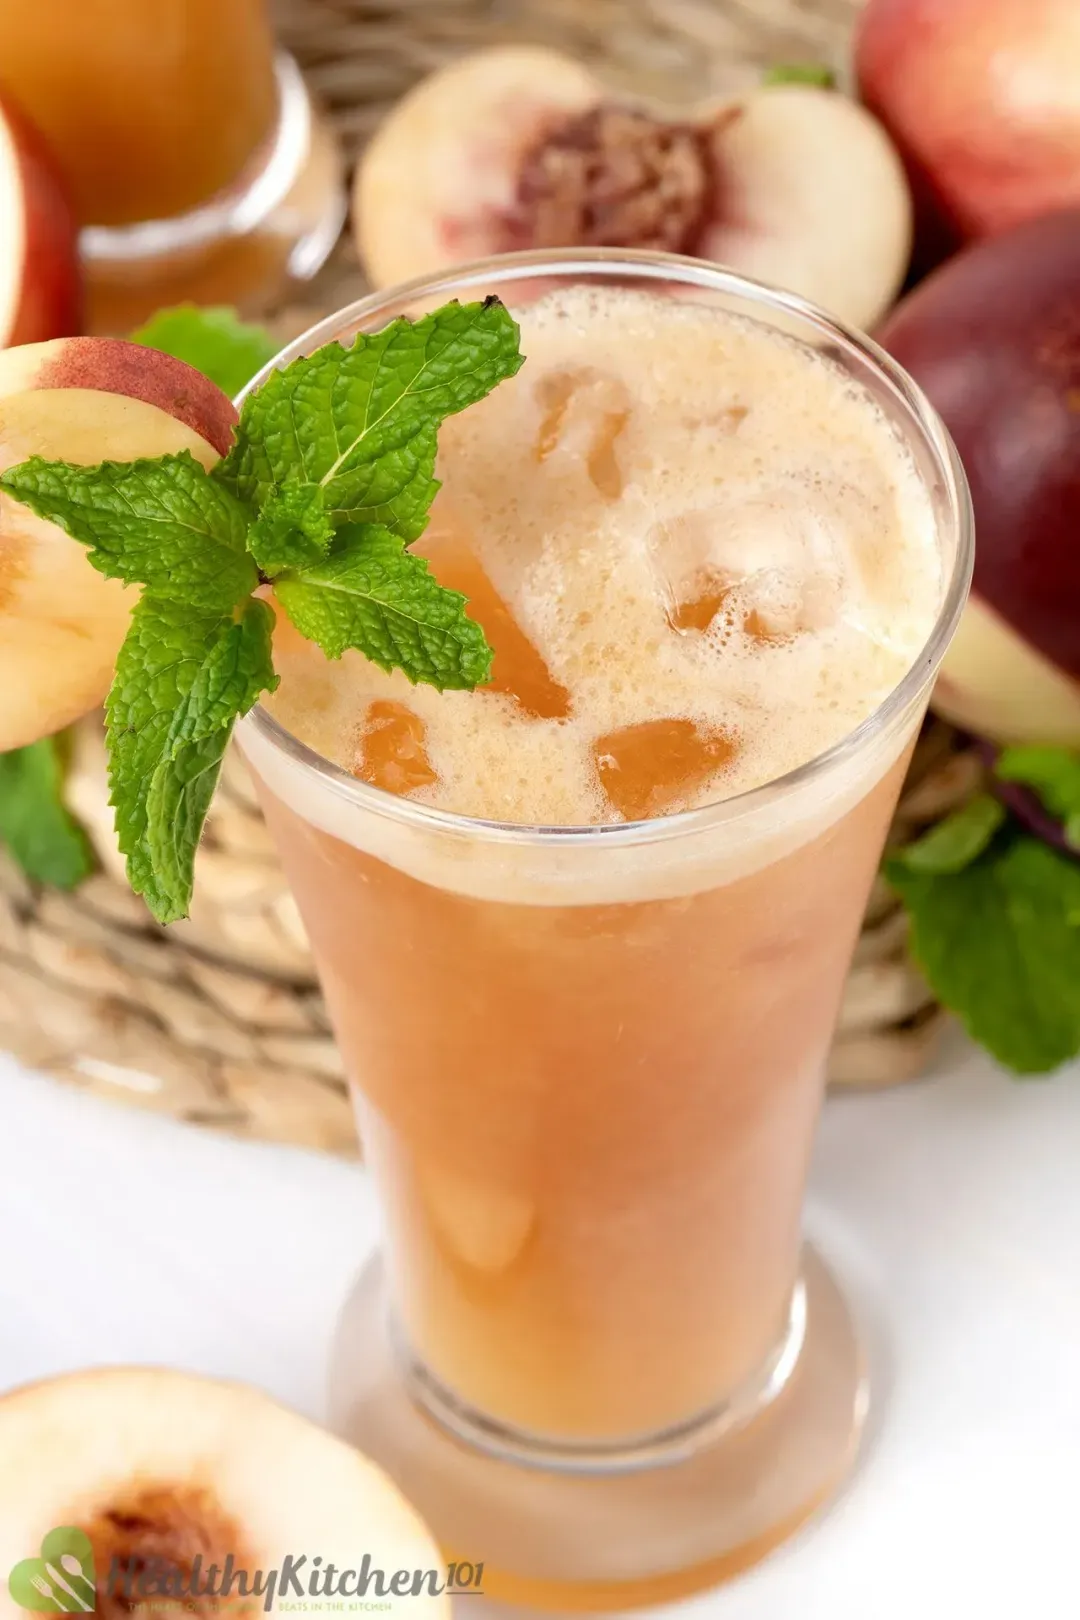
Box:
left=0, top=338, right=238, bottom=752
left=0, top=91, right=80, bottom=346
left=879, top=209, right=1080, bottom=746
left=856, top=0, right=1080, bottom=251
left=355, top=45, right=911, bottom=333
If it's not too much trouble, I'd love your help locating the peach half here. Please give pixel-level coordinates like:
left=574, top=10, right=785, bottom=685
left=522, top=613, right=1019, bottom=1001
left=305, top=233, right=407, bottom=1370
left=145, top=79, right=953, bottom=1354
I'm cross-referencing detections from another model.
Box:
left=0, top=1365, right=449, bottom=1620
left=0, top=337, right=238, bottom=752
left=354, top=45, right=912, bottom=332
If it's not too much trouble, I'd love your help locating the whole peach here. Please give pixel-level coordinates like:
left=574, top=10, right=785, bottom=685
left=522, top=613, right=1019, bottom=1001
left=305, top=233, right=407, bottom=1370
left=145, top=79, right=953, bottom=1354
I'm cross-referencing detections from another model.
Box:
left=880, top=209, right=1080, bottom=745
left=856, top=0, right=1080, bottom=249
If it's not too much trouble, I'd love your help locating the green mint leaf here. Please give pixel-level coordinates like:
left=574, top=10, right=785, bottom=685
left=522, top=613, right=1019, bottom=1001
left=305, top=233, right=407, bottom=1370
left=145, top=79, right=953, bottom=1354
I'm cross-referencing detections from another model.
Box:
left=107, top=596, right=277, bottom=923
left=1067, top=811, right=1080, bottom=852
left=890, top=793, right=1007, bottom=876
left=143, top=729, right=231, bottom=920
left=996, top=746, right=1080, bottom=829
left=0, top=452, right=256, bottom=612
left=131, top=305, right=277, bottom=397
left=887, top=833, right=1080, bottom=1075
left=275, top=523, right=492, bottom=689
left=248, top=482, right=335, bottom=576
left=762, top=62, right=837, bottom=88
left=217, top=297, right=524, bottom=540
left=0, top=737, right=93, bottom=889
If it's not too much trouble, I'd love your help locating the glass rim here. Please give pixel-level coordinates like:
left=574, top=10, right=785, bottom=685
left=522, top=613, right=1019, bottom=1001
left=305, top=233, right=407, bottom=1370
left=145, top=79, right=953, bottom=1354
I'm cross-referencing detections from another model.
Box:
left=240, top=246, right=974, bottom=850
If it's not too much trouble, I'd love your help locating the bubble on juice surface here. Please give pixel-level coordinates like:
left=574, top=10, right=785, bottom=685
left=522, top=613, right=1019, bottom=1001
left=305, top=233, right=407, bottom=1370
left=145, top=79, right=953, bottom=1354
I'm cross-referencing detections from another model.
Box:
left=593, top=718, right=738, bottom=822
left=533, top=367, right=631, bottom=500
left=416, top=502, right=572, bottom=720
left=353, top=701, right=439, bottom=796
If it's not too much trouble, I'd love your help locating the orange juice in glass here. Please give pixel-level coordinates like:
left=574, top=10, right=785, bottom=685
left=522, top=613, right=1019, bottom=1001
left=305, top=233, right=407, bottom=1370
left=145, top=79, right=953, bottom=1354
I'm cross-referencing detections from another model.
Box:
left=237, top=251, right=973, bottom=1609
left=0, top=0, right=344, bottom=328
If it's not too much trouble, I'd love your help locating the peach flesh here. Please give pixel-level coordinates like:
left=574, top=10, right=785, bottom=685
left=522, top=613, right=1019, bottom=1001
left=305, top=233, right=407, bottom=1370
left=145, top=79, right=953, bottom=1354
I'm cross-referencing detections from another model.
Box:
left=0, top=1365, right=449, bottom=1620
left=933, top=597, right=1080, bottom=749
left=355, top=46, right=911, bottom=332
left=0, top=338, right=238, bottom=751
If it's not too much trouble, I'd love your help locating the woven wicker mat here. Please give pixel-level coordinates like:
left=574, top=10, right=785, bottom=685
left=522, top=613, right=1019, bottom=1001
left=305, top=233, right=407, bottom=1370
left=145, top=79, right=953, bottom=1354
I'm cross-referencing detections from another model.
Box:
left=0, top=0, right=976, bottom=1155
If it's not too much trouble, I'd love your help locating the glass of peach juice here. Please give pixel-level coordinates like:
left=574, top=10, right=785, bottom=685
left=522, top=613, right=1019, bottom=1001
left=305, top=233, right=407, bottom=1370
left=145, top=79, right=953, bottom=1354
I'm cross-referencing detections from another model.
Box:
left=238, top=252, right=973, bottom=1609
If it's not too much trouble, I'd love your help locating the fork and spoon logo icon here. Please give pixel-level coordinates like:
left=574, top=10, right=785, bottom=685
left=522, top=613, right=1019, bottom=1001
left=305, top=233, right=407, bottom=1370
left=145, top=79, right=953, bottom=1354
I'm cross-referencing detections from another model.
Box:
left=8, top=1527, right=97, bottom=1614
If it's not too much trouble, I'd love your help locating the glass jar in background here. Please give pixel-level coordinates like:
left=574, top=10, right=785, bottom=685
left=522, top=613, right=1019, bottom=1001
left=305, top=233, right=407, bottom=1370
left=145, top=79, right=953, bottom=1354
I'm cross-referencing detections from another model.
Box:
left=0, top=0, right=345, bottom=330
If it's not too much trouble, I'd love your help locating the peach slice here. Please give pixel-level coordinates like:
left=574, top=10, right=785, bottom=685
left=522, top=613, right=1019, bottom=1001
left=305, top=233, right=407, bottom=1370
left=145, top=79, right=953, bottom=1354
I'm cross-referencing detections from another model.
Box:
left=0, top=1365, right=449, bottom=1617
left=0, top=91, right=80, bottom=346
left=0, top=337, right=238, bottom=752
left=355, top=45, right=912, bottom=331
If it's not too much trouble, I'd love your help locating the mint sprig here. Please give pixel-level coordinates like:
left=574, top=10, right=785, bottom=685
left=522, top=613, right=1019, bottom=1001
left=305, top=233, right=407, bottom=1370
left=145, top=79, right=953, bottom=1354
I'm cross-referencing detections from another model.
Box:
left=996, top=746, right=1080, bottom=851
left=4, top=451, right=256, bottom=611
left=274, top=524, right=492, bottom=686
left=0, top=737, right=93, bottom=889
left=217, top=296, right=522, bottom=537
left=0, top=297, right=522, bottom=923
left=888, top=748, right=1080, bottom=1076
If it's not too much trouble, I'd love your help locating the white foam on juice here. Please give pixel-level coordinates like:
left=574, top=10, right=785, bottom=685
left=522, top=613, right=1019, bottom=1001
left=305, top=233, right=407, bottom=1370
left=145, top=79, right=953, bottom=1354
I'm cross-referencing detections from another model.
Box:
left=248, top=285, right=945, bottom=900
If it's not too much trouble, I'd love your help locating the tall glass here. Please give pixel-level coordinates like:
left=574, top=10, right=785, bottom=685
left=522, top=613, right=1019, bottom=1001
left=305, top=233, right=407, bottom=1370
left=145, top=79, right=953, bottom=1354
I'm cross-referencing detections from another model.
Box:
left=0, top=0, right=344, bottom=328
left=238, top=252, right=973, bottom=1609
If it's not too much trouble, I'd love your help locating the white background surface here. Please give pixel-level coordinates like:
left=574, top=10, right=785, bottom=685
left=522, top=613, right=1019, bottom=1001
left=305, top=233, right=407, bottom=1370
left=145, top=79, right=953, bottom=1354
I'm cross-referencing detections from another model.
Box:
left=2, top=1041, right=1079, bottom=1618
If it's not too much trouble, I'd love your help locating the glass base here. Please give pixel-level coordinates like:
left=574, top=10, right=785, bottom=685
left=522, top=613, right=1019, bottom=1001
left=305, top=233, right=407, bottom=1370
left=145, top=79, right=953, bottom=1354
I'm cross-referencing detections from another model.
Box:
left=82, top=54, right=346, bottom=333
left=327, top=1246, right=867, bottom=1612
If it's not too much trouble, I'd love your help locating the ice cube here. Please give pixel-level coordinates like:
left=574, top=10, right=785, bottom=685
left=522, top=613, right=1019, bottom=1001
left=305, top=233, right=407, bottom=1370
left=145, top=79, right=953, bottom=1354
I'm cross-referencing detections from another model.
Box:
left=668, top=573, right=732, bottom=633
left=418, top=512, right=571, bottom=719
left=354, top=701, right=437, bottom=796
left=648, top=511, right=734, bottom=633
left=650, top=493, right=846, bottom=639
left=593, top=718, right=736, bottom=821
left=420, top=1162, right=534, bottom=1274
left=534, top=367, right=631, bottom=499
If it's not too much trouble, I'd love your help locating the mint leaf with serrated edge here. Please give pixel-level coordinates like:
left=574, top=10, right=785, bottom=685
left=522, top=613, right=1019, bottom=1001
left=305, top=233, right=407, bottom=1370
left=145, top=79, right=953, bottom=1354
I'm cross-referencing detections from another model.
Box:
left=0, top=297, right=520, bottom=922
left=0, top=737, right=93, bottom=889
left=275, top=524, right=492, bottom=689
left=0, top=452, right=256, bottom=611
left=107, top=597, right=277, bottom=922
left=996, top=746, right=1080, bottom=850
left=215, top=297, right=524, bottom=540
left=248, top=482, right=335, bottom=576
left=887, top=830, right=1080, bottom=1075
left=143, top=730, right=232, bottom=919
left=132, top=305, right=277, bottom=398
left=891, top=793, right=1007, bottom=877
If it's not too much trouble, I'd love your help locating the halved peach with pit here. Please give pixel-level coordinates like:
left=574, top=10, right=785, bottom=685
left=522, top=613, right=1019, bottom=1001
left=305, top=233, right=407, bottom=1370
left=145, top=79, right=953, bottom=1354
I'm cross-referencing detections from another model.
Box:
left=355, top=45, right=912, bottom=332
left=0, top=1365, right=449, bottom=1618
left=0, top=337, right=238, bottom=752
